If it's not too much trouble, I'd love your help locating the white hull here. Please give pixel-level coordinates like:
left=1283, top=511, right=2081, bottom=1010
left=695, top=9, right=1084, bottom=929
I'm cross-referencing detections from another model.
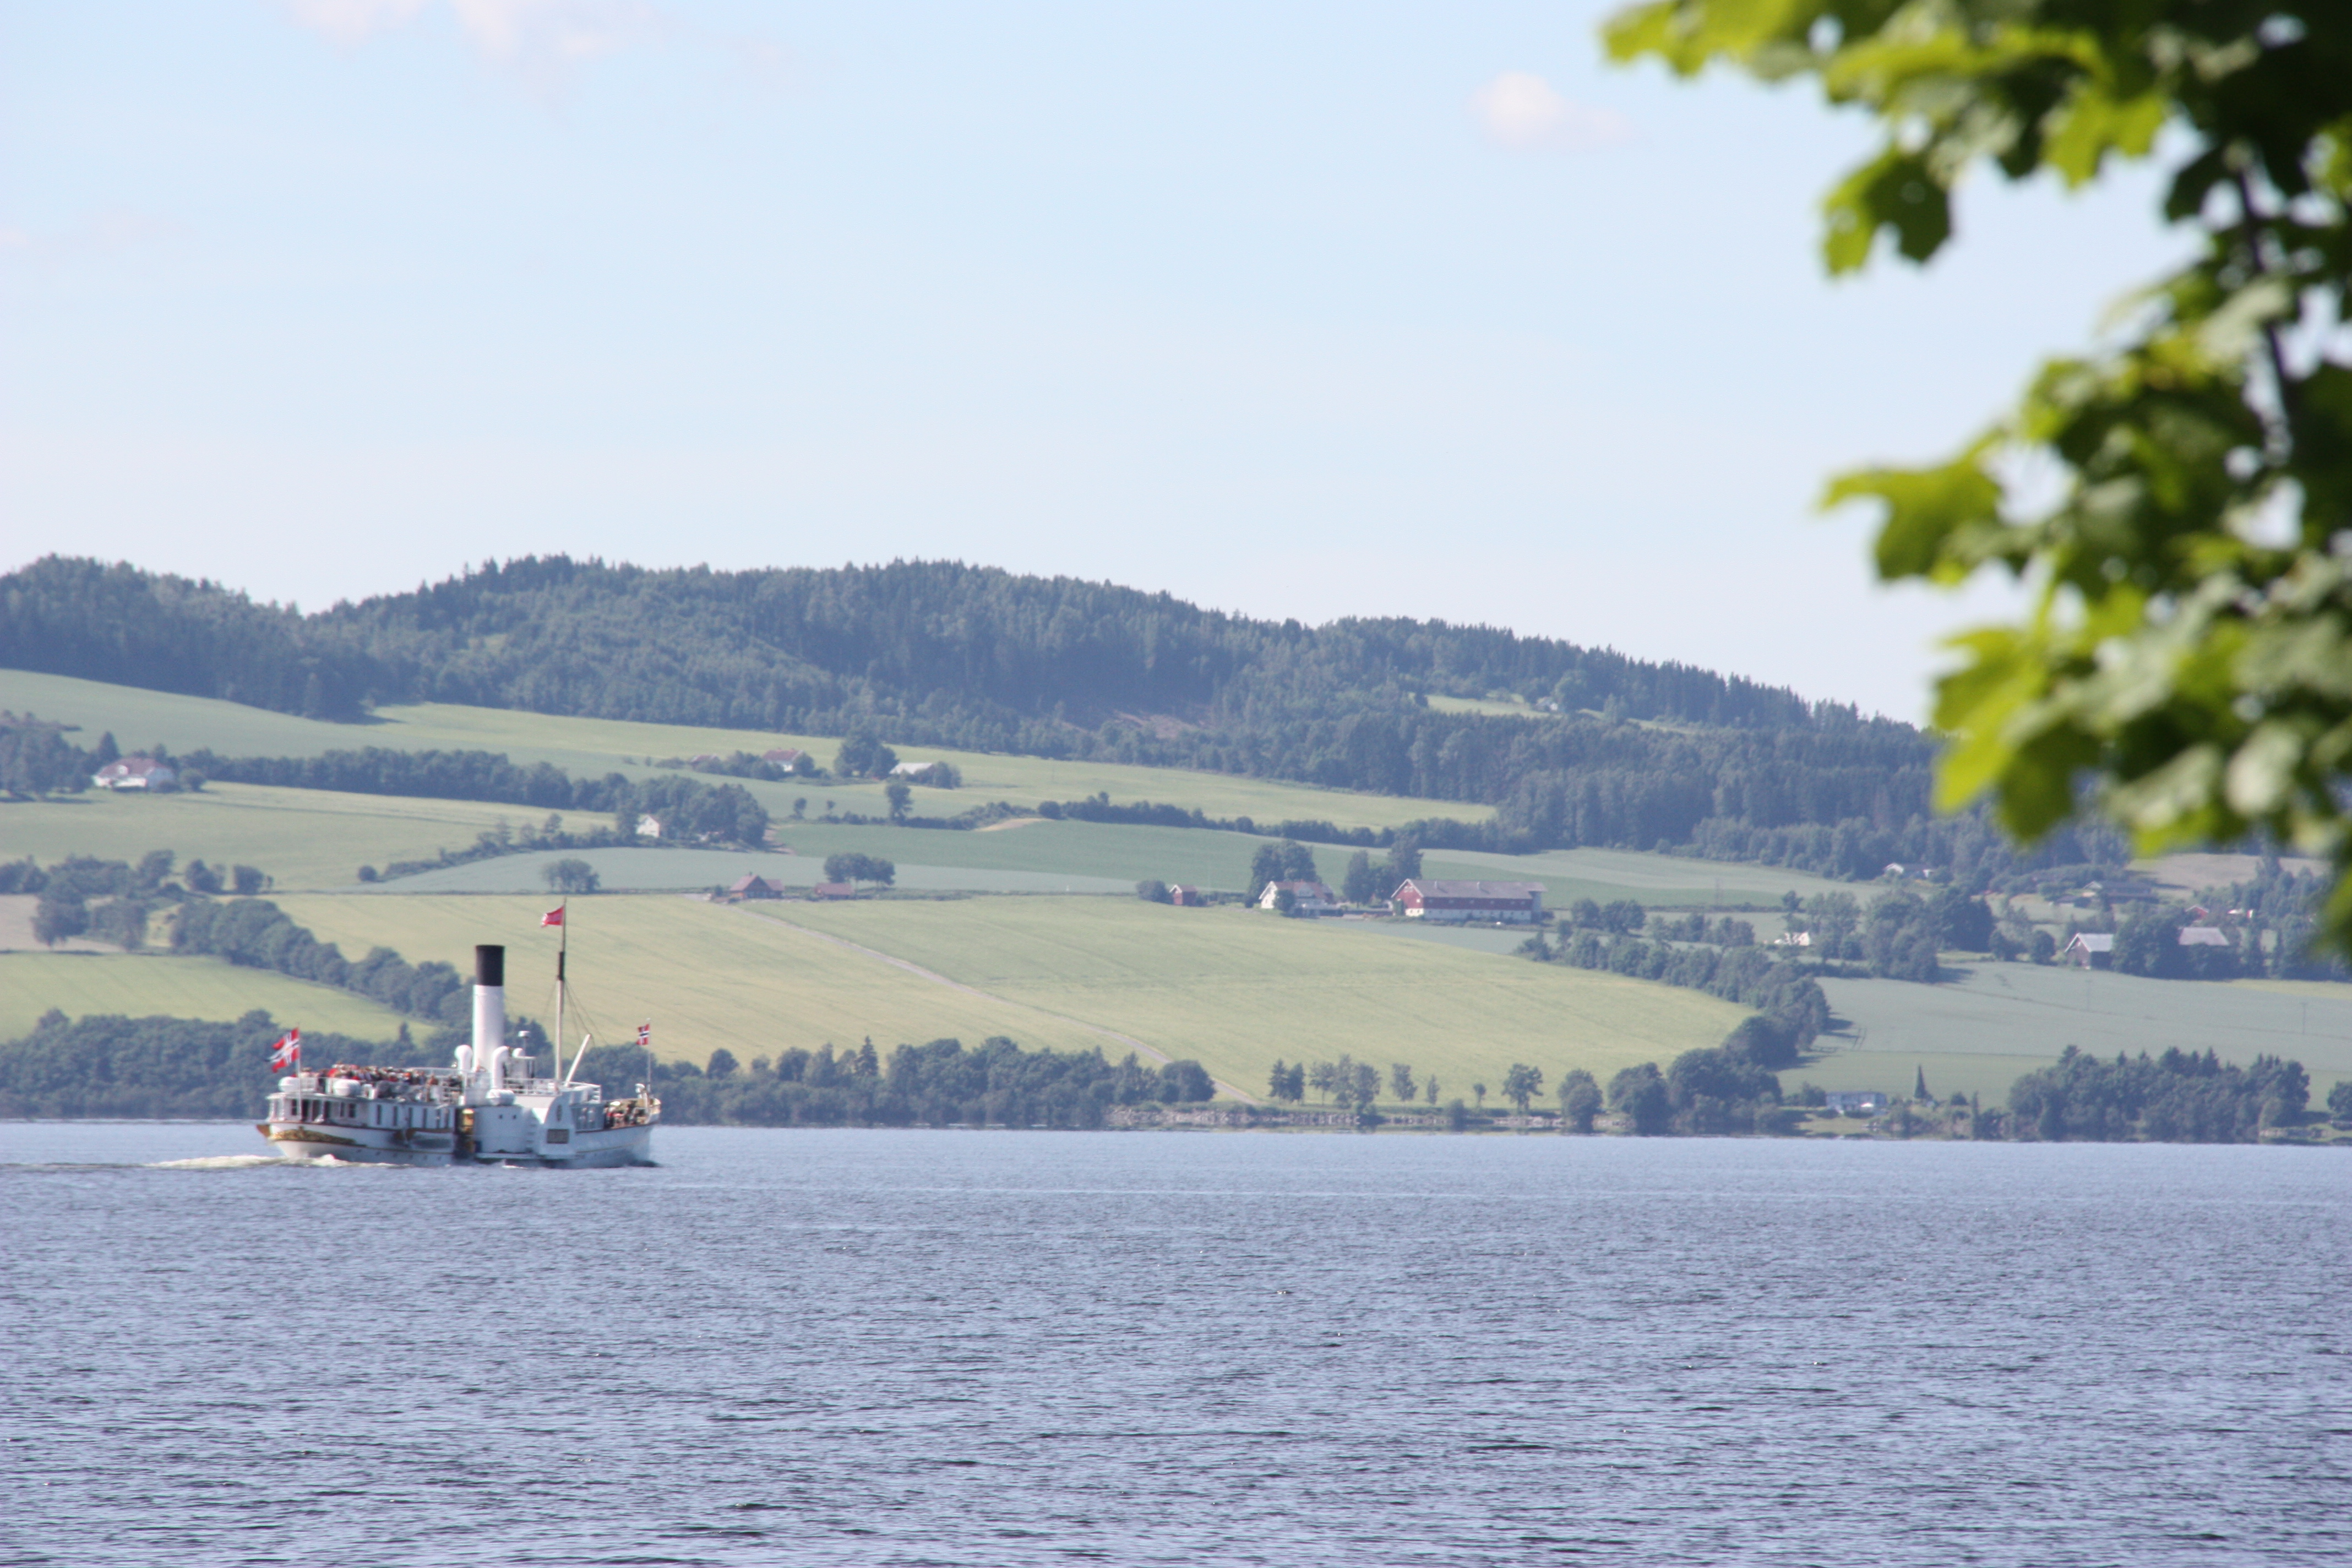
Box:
left=258, top=1120, right=655, bottom=1167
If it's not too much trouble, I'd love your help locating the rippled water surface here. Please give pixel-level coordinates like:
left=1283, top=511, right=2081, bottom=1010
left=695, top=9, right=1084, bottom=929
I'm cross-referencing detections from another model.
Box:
left=3, top=1124, right=2348, bottom=1566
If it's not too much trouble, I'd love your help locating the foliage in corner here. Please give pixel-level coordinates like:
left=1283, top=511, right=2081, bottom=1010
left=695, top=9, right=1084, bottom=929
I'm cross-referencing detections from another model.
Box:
left=1607, top=0, right=2352, bottom=951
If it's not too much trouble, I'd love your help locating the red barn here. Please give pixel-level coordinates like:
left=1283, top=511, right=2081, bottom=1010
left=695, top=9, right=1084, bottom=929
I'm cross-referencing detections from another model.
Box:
left=1391, top=878, right=1545, bottom=924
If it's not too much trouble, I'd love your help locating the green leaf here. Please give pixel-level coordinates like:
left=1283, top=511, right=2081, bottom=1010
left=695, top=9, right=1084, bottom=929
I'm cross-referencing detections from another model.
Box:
left=1827, top=452, right=2001, bottom=582
left=1822, top=148, right=1953, bottom=272
left=2041, top=80, right=2167, bottom=187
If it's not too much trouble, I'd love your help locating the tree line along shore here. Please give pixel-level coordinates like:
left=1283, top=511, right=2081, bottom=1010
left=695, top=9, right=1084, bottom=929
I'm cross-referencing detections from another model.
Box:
left=7, top=1001, right=2345, bottom=1144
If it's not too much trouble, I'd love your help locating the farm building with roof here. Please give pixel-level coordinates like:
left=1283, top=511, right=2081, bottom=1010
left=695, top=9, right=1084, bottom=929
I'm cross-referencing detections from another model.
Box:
left=2065, top=932, right=2115, bottom=968
left=92, top=756, right=175, bottom=791
left=1392, top=879, right=1545, bottom=924
left=1256, top=880, right=1339, bottom=915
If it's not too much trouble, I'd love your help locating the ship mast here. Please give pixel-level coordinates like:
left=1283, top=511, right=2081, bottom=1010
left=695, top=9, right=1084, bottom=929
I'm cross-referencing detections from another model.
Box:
left=554, top=897, right=568, bottom=1086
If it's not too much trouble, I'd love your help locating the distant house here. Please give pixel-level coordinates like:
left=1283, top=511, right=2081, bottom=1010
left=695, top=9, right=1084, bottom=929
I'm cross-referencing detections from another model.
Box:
left=889, top=760, right=945, bottom=782
left=1823, top=1091, right=1885, bottom=1115
left=1773, top=930, right=1812, bottom=948
left=727, top=874, right=785, bottom=901
left=762, top=748, right=806, bottom=766
left=2065, top=932, right=2115, bottom=969
left=636, top=815, right=663, bottom=838
left=92, top=756, right=175, bottom=791
left=2178, top=925, right=2231, bottom=948
left=688, top=753, right=723, bottom=766
left=1167, top=885, right=1205, bottom=907
left=1392, top=878, right=1545, bottom=924
left=810, top=881, right=855, bottom=900
left=1257, top=879, right=1340, bottom=915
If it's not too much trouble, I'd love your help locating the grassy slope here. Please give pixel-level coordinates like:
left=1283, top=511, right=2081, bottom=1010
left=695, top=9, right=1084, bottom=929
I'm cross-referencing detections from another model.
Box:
left=752, top=897, right=1749, bottom=1102
left=0, top=669, right=1488, bottom=832
left=362, top=847, right=1140, bottom=896
left=1419, top=846, right=1858, bottom=912
left=267, top=893, right=1116, bottom=1069
left=0, top=952, right=411, bottom=1042
left=1374, top=922, right=2352, bottom=1103
left=14, top=671, right=2350, bottom=1109
left=369, top=820, right=1290, bottom=895
left=0, top=785, right=1889, bottom=905
left=1811, top=963, right=2352, bottom=1103
left=0, top=785, right=526, bottom=891
left=253, top=892, right=1746, bottom=1101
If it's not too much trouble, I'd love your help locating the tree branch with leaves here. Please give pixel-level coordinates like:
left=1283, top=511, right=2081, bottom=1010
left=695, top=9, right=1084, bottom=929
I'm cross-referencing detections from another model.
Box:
left=1609, top=0, right=2352, bottom=951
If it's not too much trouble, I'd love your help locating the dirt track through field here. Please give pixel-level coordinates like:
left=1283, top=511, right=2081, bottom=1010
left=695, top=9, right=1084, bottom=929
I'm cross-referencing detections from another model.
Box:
left=726, top=902, right=1260, bottom=1103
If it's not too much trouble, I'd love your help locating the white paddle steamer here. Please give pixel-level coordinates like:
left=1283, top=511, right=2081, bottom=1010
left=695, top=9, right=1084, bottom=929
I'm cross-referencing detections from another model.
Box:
left=258, top=924, right=658, bottom=1167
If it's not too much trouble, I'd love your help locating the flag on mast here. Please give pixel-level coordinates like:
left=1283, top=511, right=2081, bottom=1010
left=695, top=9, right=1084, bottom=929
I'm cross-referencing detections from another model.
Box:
left=637, top=1022, right=651, bottom=1048
left=541, top=905, right=565, bottom=928
left=269, top=1029, right=302, bottom=1071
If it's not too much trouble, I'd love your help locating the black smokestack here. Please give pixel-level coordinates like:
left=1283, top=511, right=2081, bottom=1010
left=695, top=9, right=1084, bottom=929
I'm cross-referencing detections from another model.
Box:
left=475, top=944, right=505, bottom=988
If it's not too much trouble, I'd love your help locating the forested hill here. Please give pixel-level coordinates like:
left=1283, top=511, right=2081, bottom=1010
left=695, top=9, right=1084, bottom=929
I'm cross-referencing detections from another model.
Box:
left=5, top=554, right=2108, bottom=880
left=2, top=554, right=1832, bottom=738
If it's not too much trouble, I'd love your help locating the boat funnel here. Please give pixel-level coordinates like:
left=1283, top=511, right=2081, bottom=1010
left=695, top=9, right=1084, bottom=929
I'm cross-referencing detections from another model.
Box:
left=472, top=944, right=507, bottom=1084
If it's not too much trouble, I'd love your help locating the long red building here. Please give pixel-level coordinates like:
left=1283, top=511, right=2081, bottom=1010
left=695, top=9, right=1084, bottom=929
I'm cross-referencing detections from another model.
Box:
left=1391, top=878, right=1546, bottom=924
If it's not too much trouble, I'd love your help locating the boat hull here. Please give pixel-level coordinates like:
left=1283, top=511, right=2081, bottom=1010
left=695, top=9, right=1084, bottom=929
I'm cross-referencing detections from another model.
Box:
left=257, top=1121, right=655, bottom=1167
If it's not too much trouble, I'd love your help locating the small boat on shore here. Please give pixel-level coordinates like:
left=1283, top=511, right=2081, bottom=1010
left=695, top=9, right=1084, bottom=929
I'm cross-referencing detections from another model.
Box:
left=257, top=921, right=660, bottom=1167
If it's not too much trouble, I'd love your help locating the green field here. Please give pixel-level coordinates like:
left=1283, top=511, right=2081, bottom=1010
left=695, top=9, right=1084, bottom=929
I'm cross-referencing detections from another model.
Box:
left=0, top=951, right=411, bottom=1043
left=367, top=818, right=1298, bottom=895
left=1419, top=845, right=1859, bottom=913
left=0, top=734, right=1861, bottom=908
left=355, top=846, right=1140, bottom=896
left=242, top=892, right=1746, bottom=1102
left=266, top=892, right=1124, bottom=1072
left=745, top=896, right=1749, bottom=1102
left=0, top=784, right=527, bottom=891
left=0, top=669, right=1489, bottom=833
left=1812, top=962, right=2352, bottom=1102
left=1369, top=922, right=2352, bottom=1103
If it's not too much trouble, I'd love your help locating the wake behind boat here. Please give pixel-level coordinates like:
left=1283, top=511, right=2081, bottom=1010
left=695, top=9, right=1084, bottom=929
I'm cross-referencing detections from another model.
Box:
left=258, top=914, right=659, bottom=1167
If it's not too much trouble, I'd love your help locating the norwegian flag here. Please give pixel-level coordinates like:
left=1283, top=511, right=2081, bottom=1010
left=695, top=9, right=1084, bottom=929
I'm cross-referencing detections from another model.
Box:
left=269, top=1029, right=302, bottom=1072
left=636, top=1023, right=652, bottom=1049
left=541, top=906, right=564, bottom=928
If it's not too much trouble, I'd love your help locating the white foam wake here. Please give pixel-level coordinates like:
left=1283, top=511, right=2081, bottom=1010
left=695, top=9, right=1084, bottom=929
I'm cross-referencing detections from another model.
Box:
left=148, top=1154, right=295, bottom=1170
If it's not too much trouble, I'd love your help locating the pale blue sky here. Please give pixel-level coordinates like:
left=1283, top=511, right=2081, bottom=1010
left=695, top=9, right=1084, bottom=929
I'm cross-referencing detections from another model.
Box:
left=1, top=1, right=2186, bottom=719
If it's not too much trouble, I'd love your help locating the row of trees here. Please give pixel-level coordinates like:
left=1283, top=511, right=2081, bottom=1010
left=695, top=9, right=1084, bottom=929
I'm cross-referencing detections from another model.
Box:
left=1597, top=1048, right=1788, bottom=1136
left=1266, top=1026, right=1797, bottom=1135
left=173, top=898, right=473, bottom=1025
left=1523, top=935, right=1830, bottom=1054
left=2006, top=1048, right=2321, bottom=1143
left=181, top=746, right=772, bottom=848
left=568, top=1036, right=1216, bottom=1127
left=1, top=712, right=102, bottom=797
left=820, top=853, right=896, bottom=890
left=1260, top=1039, right=2337, bottom=1142
left=1771, top=887, right=1995, bottom=979
left=9, top=852, right=270, bottom=950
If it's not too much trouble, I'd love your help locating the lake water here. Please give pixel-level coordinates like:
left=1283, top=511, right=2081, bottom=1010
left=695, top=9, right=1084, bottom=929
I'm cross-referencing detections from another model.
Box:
left=3, top=1125, right=2347, bottom=1566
